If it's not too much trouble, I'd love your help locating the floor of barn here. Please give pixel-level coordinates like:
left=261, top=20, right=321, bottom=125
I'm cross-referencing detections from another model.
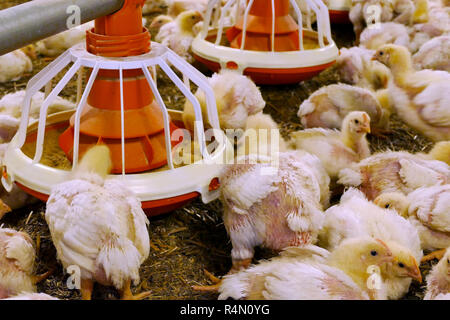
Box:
left=0, top=0, right=436, bottom=300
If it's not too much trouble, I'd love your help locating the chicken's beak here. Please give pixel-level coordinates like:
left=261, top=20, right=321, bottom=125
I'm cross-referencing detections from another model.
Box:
left=408, top=260, right=422, bottom=283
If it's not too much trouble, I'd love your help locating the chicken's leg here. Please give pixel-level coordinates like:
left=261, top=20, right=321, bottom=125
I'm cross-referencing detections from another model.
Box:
left=32, top=268, right=54, bottom=284
left=80, top=279, right=93, bottom=300
left=192, top=258, right=252, bottom=292
left=192, top=269, right=223, bottom=292
left=120, top=279, right=151, bottom=300
left=0, top=199, right=11, bottom=220
left=421, top=249, right=447, bottom=263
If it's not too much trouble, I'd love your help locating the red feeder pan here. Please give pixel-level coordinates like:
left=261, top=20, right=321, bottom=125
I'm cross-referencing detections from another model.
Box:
left=192, top=0, right=339, bottom=85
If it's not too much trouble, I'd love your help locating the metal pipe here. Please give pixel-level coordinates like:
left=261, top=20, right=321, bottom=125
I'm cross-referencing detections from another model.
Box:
left=0, top=0, right=125, bottom=55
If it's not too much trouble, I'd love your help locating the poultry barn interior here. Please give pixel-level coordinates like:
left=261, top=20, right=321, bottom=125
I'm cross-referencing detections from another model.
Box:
left=0, top=0, right=449, bottom=301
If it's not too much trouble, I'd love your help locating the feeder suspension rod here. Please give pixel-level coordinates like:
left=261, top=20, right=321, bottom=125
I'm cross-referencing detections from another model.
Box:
left=0, top=0, right=125, bottom=55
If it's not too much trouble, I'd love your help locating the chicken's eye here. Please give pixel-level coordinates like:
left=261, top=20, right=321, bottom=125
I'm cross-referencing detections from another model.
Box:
left=354, top=119, right=359, bottom=124
left=371, top=250, right=378, bottom=256
left=398, top=262, right=405, bottom=268
left=385, top=204, right=390, bottom=209
left=379, top=51, right=384, bottom=56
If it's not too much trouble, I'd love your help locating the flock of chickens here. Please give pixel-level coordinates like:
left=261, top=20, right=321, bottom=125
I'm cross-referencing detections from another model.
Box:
left=0, top=0, right=449, bottom=300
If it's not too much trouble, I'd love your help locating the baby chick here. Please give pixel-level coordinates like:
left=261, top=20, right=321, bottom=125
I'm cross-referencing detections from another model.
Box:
left=424, top=248, right=450, bottom=300
left=336, top=47, right=392, bottom=91
left=338, top=150, right=450, bottom=201
left=36, top=21, right=94, bottom=57
left=412, top=35, right=450, bottom=72
left=319, top=188, right=423, bottom=299
left=142, top=0, right=168, bottom=14
left=0, top=90, right=75, bottom=123
left=45, top=145, right=150, bottom=300
left=183, top=69, right=265, bottom=131
left=373, top=44, right=450, bottom=142
left=222, top=151, right=330, bottom=270
left=0, top=228, right=50, bottom=298
left=374, top=185, right=450, bottom=262
left=0, top=49, right=33, bottom=83
left=150, top=15, right=175, bottom=43
left=236, top=112, right=289, bottom=157
left=360, top=22, right=410, bottom=51
left=291, top=111, right=371, bottom=180
left=155, top=10, right=203, bottom=63
left=218, top=237, right=393, bottom=300
left=297, top=83, right=389, bottom=133
left=166, top=0, right=208, bottom=17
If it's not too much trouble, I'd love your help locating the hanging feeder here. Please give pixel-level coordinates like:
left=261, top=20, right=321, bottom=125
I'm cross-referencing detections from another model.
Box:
left=2, top=0, right=229, bottom=216
left=327, top=0, right=351, bottom=24
left=192, top=0, right=338, bottom=85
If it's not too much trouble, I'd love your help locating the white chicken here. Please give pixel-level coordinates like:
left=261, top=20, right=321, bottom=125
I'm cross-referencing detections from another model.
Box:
left=45, top=145, right=150, bottom=300
left=218, top=150, right=330, bottom=272
left=338, top=150, right=450, bottom=201
left=373, top=44, right=450, bottom=142
left=412, top=35, right=450, bottom=72
left=291, top=111, right=371, bottom=180
left=150, top=15, right=175, bottom=42
left=374, top=185, right=450, bottom=261
left=424, top=248, right=450, bottom=300
left=183, top=69, right=265, bottom=131
left=297, top=83, right=389, bottom=133
left=36, top=21, right=94, bottom=57
left=349, top=0, right=415, bottom=41
left=155, top=10, right=203, bottom=63
left=2, top=292, right=59, bottom=300
left=218, top=237, right=393, bottom=300
left=335, top=46, right=392, bottom=91
left=407, top=4, right=450, bottom=53
left=319, top=188, right=423, bottom=299
left=0, top=90, right=75, bottom=124
left=0, top=49, right=33, bottom=83
left=359, top=22, right=410, bottom=50
left=0, top=228, right=47, bottom=298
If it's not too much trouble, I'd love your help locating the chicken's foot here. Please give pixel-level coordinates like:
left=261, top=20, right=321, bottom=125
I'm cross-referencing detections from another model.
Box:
left=80, top=279, right=93, bottom=300
left=120, top=279, right=151, bottom=300
left=421, top=249, right=447, bottom=263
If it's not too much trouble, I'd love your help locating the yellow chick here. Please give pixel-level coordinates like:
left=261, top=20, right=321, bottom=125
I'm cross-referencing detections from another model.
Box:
left=150, top=15, right=175, bottom=43
left=421, top=141, right=450, bottom=166
left=319, top=188, right=423, bottom=299
left=297, top=83, right=389, bottom=133
left=45, top=145, right=150, bottom=300
left=374, top=185, right=450, bottom=262
left=183, top=69, right=265, bottom=131
left=218, top=237, right=393, bottom=300
left=291, top=111, right=371, bottom=180
left=424, top=248, right=450, bottom=300
left=0, top=228, right=50, bottom=298
left=336, top=47, right=392, bottom=91
left=373, top=44, right=450, bottom=142
left=157, top=10, right=203, bottom=63
left=236, top=112, right=289, bottom=158
left=338, top=150, right=450, bottom=201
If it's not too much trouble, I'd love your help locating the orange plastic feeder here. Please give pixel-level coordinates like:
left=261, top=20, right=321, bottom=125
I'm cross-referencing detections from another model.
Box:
left=2, top=0, right=228, bottom=217
left=192, top=0, right=339, bottom=85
